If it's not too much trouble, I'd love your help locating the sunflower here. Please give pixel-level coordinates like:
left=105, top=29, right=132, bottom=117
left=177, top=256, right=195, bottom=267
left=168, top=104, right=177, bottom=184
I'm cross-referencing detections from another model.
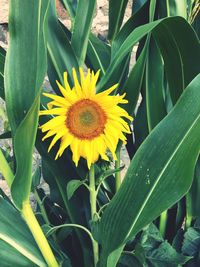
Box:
left=39, top=68, right=132, bottom=169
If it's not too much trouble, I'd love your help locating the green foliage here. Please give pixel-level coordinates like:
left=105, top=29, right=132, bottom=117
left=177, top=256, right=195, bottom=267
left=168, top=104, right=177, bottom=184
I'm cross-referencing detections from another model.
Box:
left=0, top=0, right=200, bottom=267
left=0, top=196, right=46, bottom=266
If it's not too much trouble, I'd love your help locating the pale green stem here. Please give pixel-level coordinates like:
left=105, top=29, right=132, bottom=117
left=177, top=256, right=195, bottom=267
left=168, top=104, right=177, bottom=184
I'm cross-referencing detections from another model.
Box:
left=0, top=149, right=14, bottom=187
left=89, top=164, right=99, bottom=267
left=21, top=202, right=59, bottom=267
left=115, top=148, right=121, bottom=192
left=159, top=210, right=168, bottom=237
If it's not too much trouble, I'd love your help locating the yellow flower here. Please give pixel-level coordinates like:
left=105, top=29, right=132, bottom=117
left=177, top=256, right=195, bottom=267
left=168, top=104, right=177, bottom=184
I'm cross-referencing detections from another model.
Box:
left=39, top=68, right=132, bottom=169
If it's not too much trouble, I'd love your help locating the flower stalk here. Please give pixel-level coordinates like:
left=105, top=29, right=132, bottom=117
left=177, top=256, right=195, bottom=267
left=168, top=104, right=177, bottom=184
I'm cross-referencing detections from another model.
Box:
left=89, top=164, right=99, bottom=267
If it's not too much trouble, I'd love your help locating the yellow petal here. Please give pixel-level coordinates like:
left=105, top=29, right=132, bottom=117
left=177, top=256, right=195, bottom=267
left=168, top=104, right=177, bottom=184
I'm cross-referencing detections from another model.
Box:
left=48, top=128, right=67, bottom=152
left=63, top=72, right=72, bottom=93
left=56, top=134, right=74, bottom=159
left=56, top=80, right=68, bottom=98
left=39, top=108, right=67, bottom=116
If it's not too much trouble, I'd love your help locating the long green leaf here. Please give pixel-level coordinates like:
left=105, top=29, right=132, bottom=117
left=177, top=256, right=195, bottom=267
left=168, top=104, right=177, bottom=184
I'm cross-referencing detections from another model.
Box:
left=108, top=0, right=128, bottom=41
left=0, top=46, right=6, bottom=99
left=47, top=0, right=79, bottom=90
left=5, top=0, right=49, bottom=133
left=0, top=196, right=46, bottom=266
left=61, top=0, right=77, bottom=19
left=153, top=18, right=200, bottom=104
left=158, top=0, right=187, bottom=18
left=99, top=74, right=200, bottom=266
left=186, top=158, right=200, bottom=219
left=111, top=1, right=149, bottom=58
left=146, top=38, right=167, bottom=131
left=97, top=17, right=200, bottom=103
left=4, top=0, right=49, bottom=209
left=86, top=34, right=111, bottom=75
left=71, top=0, right=96, bottom=65
left=11, top=96, right=40, bottom=210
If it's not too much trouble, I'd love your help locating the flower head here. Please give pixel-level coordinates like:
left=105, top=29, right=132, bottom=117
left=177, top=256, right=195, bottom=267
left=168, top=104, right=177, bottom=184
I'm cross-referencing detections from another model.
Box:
left=40, top=68, right=132, bottom=169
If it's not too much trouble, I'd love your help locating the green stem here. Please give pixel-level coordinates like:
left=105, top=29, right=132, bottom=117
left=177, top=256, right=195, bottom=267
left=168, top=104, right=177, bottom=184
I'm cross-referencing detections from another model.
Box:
left=21, top=202, right=59, bottom=267
left=34, top=190, right=50, bottom=226
left=89, top=164, right=99, bottom=267
left=159, top=210, right=168, bottom=237
left=185, top=215, right=192, bottom=230
left=115, top=148, right=121, bottom=192
left=0, top=149, right=14, bottom=187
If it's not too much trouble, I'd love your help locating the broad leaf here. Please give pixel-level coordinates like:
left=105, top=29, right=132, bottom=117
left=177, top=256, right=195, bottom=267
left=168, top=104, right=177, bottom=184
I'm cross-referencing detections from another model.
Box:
left=5, top=0, right=49, bottom=133
left=0, top=196, right=46, bottom=267
left=98, top=74, right=200, bottom=266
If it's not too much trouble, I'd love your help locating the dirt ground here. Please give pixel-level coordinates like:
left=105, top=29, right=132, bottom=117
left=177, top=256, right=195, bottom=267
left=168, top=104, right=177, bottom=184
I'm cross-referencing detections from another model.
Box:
left=0, top=0, right=132, bottom=196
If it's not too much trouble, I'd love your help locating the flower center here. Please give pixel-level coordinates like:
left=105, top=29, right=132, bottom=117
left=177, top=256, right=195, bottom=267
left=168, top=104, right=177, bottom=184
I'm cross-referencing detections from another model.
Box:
left=66, top=99, right=107, bottom=139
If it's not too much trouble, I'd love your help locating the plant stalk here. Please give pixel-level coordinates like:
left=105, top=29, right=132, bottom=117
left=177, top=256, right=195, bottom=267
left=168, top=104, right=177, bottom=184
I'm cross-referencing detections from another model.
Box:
left=89, top=164, right=99, bottom=267
left=21, top=201, right=59, bottom=267
left=159, top=210, right=168, bottom=237
left=115, top=147, right=121, bottom=192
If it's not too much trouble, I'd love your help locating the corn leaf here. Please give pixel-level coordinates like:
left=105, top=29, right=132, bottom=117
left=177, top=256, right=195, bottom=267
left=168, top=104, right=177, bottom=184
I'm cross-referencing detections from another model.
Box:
left=71, top=0, right=96, bottom=65
left=0, top=196, right=46, bottom=266
left=0, top=46, right=5, bottom=99
left=5, top=0, right=49, bottom=133
left=99, top=74, right=200, bottom=266
left=4, top=0, right=49, bottom=209
left=47, top=0, right=78, bottom=90
left=108, top=0, right=128, bottom=41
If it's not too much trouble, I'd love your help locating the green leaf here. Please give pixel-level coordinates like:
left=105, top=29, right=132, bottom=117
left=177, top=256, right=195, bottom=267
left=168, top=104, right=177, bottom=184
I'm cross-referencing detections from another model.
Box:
left=98, top=74, right=200, bottom=266
left=98, top=17, right=200, bottom=101
left=140, top=224, right=191, bottom=266
left=0, top=148, right=14, bottom=188
left=158, top=0, right=187, bottom=18
left=182, top=226, right=200, bottom=257
left=67, top=179, right=85, bottom=200
left=146, top=241, right=191, bottom=266
left=61, top=0, right=77, bottom=19
left=153, top=18, right=200, bottom=104
left=86, top=34, right=111, bottom=76
left=0, top=196, right=46, bottom=267
left=117, top=253, right=143, bottom=267
left=71, top=0, right=96, bottom=65
left=5, top=0, right=49, bottom=133
left=0, top=46, right=6, bottom=99
left=186, top=158, right=200, bottom=219
left=121, top=45, right=148, bottom=116
left=111, top=1, right=149, bottom=58
left=31, top=166, right=42, bottom=192
left=11, top=95, right=40, bottom=210
left=146, top=38, right=167, bottom=131
left=47, top=0, right=79, bottom=90
left=108, top=0, right=128, bottom=41
left=132, top=0, right=148, bottom=15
